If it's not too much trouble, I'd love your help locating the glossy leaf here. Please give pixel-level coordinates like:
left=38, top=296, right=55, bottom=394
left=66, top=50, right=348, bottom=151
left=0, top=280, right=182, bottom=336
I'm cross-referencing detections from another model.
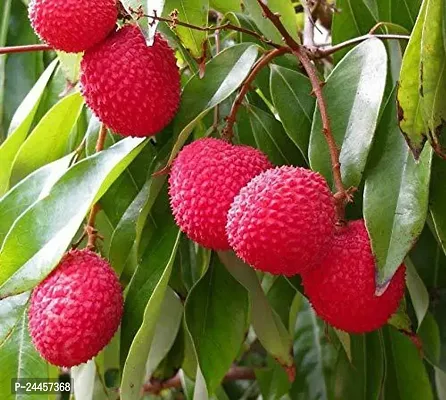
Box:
left=0, top=137, right=146, bottom=298
left=331, top=0, right=377, bottom=63
left=309, top=38, right=387, bottom=188
left=209, top=0, right=240, bottom=13
left=406, top=258, right=429, bottom=327
left=0, top=292, right=29, bottom=345
left=243, top=0, right=299, bottom=44
left=0, top=153, right=73, bottom=246
left=163, top=43, right=258, bottom=169
left=72, top=360, right=97, bottom=400
left=185, top=254, right=249, bottom=394
left=376, top=0, right=422, bottom=31
left=0, top=313, right=49, bottom=400
left=270, top=65, right=315, bottom=160
left=163, top=0, right=209, bottom=59
left=120, top=225, right=181, bottom=400
left=10, top=91, right=83, bottom=184
left=430, top=155, right=446, bottom=254
left=256, top=357, right=291, bottom=400
left=145, top=288, right=183, bottom=379
left=364, top=89, right=432, bottom=288
left=0, top=60, right=57, bottom=195
left=396, top=0, right=427, bottom=158
left=0, top=0, right=12, bottom=142
left=56, top=51, right=82, bottom=83
left=218, top=251, right=294, bottom=370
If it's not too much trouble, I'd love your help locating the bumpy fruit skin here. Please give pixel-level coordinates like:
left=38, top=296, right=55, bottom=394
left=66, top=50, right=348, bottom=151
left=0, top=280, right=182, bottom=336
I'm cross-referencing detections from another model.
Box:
left=169, top=138, right=272, bottom=250
left=81, top=25, right=180, bottom=137
left=302, top=220, right=406, bottom=333
left=226, top=166, right=336, bottom=276
left=28, top=249, right=123, bottom=367
left=29, top=0, right=117, bottom=53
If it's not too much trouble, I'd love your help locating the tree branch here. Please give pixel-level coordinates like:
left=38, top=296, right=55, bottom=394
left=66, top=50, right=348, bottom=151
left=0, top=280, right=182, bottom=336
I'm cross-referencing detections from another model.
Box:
left=222, top=46, right=291, bottom=141
left=86, top=124, right=107, bottom=250
left=255, top=0, right=352, bottom=221
left=0, top=43, right=52, bottom=55
left=143, top=366, right=256, bottom=394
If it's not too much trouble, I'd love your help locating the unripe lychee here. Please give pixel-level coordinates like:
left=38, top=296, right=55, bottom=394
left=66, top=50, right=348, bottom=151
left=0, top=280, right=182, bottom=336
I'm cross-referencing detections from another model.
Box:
left=80, top=25, right=180, bottom=137
left=29, top=0, right=117, bottom=53
left=226, top=166, right=336, bottom=276
left=28, top=249, right=123, bottom=367
left=169, top=138, right=272, bottom=250
left=302, top=220, right=406, bottom=333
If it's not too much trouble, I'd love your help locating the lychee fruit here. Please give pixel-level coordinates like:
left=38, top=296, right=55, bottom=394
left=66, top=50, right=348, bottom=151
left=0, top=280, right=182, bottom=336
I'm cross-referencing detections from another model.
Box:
left=28, top=249, right=123, bottom=367
left=29, top=0, right=117, bottom=53
left=226, top=166, right=336, bottom=276
left=302, top=220, right=406, bottom=333
left=80, top=25, right=181, bottom=137
left=169, top=138, right=272, bottom=250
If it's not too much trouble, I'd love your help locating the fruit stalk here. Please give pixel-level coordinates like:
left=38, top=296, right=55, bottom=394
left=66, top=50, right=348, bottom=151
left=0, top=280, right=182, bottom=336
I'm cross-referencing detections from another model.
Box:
left=86, top=123, right=107, bottom=250
left=223, top=46, right=291, bottom=141
left=0, top=43, right=52, bottom=54
left=256, top=0, right=350, bottom=221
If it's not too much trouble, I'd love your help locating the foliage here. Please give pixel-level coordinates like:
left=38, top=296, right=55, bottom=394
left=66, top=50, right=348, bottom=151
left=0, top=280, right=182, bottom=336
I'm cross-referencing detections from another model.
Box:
left=1, top=0, right=446, bottom=399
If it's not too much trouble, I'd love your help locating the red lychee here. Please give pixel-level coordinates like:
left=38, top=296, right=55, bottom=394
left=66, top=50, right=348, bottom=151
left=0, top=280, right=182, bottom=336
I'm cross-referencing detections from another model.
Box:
left=302, top=220, right=406, bottom=333
left=29, top=0, right=117, bottom=53
left=226, top=166, right=336, bottom=276
left=28, top=249, right=123, bottom=367
left=169, top=138, right=272, bottom=250
left=80, top=25, right=180, bottom=137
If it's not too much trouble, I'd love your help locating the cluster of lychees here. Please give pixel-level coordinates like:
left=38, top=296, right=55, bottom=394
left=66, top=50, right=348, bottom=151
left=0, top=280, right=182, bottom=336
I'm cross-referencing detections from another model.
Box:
left=169, top=138, right=406, bottom=334
left=29, top=0, right=181, bottom=137
left=27, top=0, right=182, bottom=368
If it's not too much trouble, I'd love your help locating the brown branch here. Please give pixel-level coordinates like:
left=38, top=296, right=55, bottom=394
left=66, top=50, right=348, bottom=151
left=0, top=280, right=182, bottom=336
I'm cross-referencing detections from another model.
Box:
left=86, top=124, right=108, bottom=250
left=143, top=366, right=256, bottom=394
left=144, top=11, right=283, bottom=49
left=0, top=43, right=52, bottom=54
left=314, top=33, right=410, bottom=58
left=256, top=0, right=352, bottom=221
left=222, top=46, right=291, bottom=141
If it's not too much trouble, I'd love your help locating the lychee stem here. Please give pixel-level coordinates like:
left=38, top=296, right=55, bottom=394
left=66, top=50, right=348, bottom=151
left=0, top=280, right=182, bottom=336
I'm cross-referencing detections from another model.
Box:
left=255, top=0, right=353, bottom=223
left=0, top=43, right=52, bottom=54
left=222, top=46, right=291, bottom=141
left=86, top=123, right=108, bottom=250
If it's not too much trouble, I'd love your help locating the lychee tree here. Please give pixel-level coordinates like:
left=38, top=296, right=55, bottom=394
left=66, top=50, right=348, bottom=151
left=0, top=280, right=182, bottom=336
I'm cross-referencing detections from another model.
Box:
left=0, top=0, right=444, bottom=399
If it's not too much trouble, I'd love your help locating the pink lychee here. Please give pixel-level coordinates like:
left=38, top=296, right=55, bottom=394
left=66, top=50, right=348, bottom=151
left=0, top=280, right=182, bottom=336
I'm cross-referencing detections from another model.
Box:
left=226, top=166, right=336, bottom=275
left=28, top=249, right=123, bottom=367
left=169, top=138, right=272, bottom=250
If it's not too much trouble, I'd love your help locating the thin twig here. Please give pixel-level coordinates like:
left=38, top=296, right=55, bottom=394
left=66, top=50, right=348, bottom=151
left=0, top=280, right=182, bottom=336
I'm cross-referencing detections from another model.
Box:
left=213, top=18, right=222, bottom=131
left=302, top=0, right=316, bottom=49
left=256, top=0, right=351, bottom=221
left=222, top=46, right=291, bottom=141
left=143, top=367, right=256, bottom=394
left=0, top=43, right=52, bottom=54
left=144, top=11, right=283, bottom=49
left=86, top=124, right=108, bottom=250
left=314, top=33, right=410, bottom=58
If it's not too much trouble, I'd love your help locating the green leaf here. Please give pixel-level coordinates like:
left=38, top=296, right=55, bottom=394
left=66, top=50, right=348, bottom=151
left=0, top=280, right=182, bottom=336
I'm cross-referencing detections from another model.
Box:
left=0, top=313, right=49, bottom=400
left=406, top=258, right=429, bottom=328
left=72, top=360, right=97, bottom=400
left=10, top=92, right=84, bottom=184
left=185, top=254, right=249, bottom=394
left=56, top=51, right=82, bottom=83
left=384, top=326, right=434, bottom=400
left=163, top=43, right=259, bottom=169
left=209, top=0, right=241, bottom=13
left=430, top=155, right=446, bottom=254
left=364, top=88, right=432, bottom=288
left=0, top=60, right=57, bottom=195
left=270, top=65, right=315, bottom=160
left=0, top=292, right=29, bottom=345
left=420, top=0, right=446, bottom=157
left=120, top=226, right=181, bottom=400
left=0, top=0, right=12, bottom=142
left=146, top=288, right=183, bottom=378
left=309, top=38, right=387, bottom=188
left=0, top=137, right=146, bottom=298
left=396, top=0, right=427, bottom=158
left=243, top=0, right=299, bottom=44
left=163, top=0, right=209, bottom=59
left=290, top=297, right=336, bottom=400
left=256, top=357, right=291, bottom=400
left=376, top=0, right=422, bottom=31
left=240, top=104, right=305, bottom=166
left=266, top=276, right=297, bottom=332
left=331, top=0, right=377, bottom=63
left=218, top=251, right=294, bottom=371
left=0, top=153, right=73, bottom=247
